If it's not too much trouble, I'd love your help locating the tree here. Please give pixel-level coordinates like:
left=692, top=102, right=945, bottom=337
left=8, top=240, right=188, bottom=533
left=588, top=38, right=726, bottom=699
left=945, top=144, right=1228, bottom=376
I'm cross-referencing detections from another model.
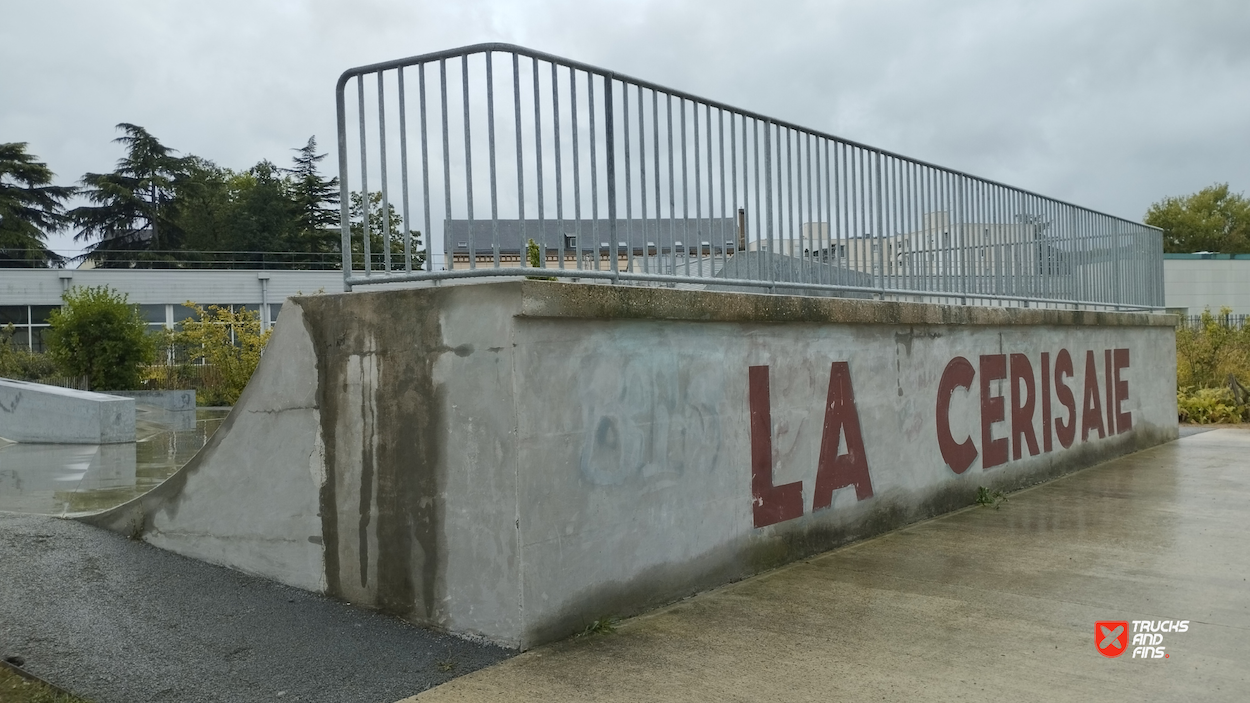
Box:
left=70, top=123, right=189, bottom=266
left=46, top=286, right=155, bottom=390
left=285, top=136, right=339, bottom=254
left=0, top=142, right=73, bottom=267
left=349, top=190, right=424, bottom=269
left=175, top=303, right=271, bottom=405
left=228, top=160, right=299, bottom=254
left=1145, top=184, right=1250, bottom=254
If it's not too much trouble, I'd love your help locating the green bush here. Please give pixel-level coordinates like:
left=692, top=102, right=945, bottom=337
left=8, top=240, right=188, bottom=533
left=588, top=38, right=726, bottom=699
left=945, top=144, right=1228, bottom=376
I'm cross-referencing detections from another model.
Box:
left=45, top=286, right=155, bottom=391
left=1176, top=307, right=1250, bottom=423
left=1177, top=387, right=1248, bottom=424
left=0, top=324, right=56, bottom=381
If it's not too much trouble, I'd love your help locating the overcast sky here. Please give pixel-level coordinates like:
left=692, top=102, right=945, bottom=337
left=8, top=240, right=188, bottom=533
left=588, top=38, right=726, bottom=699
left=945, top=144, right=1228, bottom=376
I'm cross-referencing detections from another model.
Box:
left=3, top=0, right=1248, bottom=258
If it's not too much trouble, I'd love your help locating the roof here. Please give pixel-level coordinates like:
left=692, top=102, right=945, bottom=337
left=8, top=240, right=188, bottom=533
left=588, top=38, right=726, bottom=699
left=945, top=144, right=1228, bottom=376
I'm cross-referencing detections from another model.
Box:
left=444, top=218, right=739, bottom=254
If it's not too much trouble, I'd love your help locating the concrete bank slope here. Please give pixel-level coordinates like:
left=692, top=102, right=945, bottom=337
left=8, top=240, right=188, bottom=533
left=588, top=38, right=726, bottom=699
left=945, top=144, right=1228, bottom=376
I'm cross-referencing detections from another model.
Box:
left=405, top=429, right=1250, bottom=703
left=81, top=281, right=1178, bottom=649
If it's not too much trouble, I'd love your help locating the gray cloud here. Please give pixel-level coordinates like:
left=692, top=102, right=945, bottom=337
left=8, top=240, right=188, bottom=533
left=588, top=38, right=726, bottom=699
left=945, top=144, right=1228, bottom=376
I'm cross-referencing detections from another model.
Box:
left=3, top=0, right=1248, bottom=256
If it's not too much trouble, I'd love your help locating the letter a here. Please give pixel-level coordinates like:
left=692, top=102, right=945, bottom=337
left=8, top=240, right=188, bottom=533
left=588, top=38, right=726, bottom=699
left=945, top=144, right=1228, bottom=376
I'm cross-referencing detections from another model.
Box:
left=814, top=362, right=874, bottom=510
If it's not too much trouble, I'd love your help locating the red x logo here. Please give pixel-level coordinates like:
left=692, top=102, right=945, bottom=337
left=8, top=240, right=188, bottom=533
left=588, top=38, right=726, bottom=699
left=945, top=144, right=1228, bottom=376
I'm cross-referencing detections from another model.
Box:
left=1096, top=621, right=1129, bottom=658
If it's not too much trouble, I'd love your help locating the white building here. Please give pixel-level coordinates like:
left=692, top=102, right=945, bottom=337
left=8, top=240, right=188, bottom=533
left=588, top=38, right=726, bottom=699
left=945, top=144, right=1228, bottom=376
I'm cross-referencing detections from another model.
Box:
left=0, top=269, right=343, bottom=352
left=1163, top=254, right=1250, bottom=316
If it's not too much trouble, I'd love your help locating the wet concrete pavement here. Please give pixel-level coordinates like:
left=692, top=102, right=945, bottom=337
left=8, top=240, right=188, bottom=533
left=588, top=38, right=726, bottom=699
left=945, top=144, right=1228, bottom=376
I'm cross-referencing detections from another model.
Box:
left=0, top=405, right=228, bottom=516
left=406, top=429, right=1250, bottom=703
left=0, top=512, right=512, bottom=703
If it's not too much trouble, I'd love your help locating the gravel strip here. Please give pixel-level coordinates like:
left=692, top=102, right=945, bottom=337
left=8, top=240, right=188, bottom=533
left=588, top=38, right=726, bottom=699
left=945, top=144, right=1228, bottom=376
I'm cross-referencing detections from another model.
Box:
left=0, top=513, right=513, bottom=703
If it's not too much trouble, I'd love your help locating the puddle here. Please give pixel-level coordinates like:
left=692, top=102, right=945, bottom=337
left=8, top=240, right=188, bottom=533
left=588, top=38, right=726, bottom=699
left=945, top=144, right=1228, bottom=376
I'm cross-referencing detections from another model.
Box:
left=0, top=406, right=231, bottom=516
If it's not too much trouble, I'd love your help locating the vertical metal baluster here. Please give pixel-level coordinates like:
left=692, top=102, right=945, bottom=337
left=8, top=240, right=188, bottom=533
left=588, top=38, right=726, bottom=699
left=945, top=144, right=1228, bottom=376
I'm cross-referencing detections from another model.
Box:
left=588, top=73, right=599, bottom=271
left=533, top=58, right=546, bottom=269
left=461, top=55, right=476, bottom=270
left=486, top=53, right=500, bottom=270
left=419, top=64, right=433, bottom=272
left=667, top=93, right=676, bottom=276
left=640, top=85, right=650, bottom=273
left=605, top=74, right=619, bottom=281
left=680, top=98, right=689, bottom=276
left=378, top=72, right=391, bottom=274
left=730, top=112, right=738, bottom=264
left=875, top=152, right=885, bottom=298
left=653, top=90, right=662, bottom=276
left=570, top=67, right=582, bottom=270
left=358, top=76, right=371, bottom=276
left=440, top=60, right=452, bottom=271
left=622, top=79, right=632, bottom=274
left=336, top=71, right=352, bottom=289
left=398, top=68, right=412, bottom=273
left=693, top=102, right=702, bottom=276
left=552, top=63, right=564, bottom=270
left=823, top=139, right=832, bottom=288
left=720, top=108, right=730, bottom=275
left=513, top=53, right=525, bottom=271
left=753, top=119, right=762, bottom=285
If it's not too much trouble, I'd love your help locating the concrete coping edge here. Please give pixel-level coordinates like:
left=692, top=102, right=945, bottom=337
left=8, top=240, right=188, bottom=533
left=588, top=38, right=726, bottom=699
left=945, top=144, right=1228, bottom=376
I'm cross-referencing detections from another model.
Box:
left=511, top=280, right=1176, bottom=327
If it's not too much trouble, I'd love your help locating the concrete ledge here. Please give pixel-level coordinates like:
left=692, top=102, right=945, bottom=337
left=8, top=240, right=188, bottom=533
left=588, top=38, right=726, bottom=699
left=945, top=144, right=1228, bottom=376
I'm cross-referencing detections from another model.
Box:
left=110, top=390, right=197, bottom=411
left=514, top=280, right=1176, bottom=327
left=0, top=379, right=135, bottom=444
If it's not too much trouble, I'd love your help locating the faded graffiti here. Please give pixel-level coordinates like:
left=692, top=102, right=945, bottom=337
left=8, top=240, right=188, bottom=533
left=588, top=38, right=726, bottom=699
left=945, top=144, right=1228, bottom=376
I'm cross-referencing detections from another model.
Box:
left=579, top=347, right=724, bottom=486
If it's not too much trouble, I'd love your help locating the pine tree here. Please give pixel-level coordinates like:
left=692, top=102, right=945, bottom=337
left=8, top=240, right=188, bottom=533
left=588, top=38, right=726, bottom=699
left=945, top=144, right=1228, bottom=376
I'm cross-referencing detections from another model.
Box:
left=70, top=123, right=188, bottom=267
left=0, top=142, right=73, bottom=267
left=285, top=136, right=340, bottom=255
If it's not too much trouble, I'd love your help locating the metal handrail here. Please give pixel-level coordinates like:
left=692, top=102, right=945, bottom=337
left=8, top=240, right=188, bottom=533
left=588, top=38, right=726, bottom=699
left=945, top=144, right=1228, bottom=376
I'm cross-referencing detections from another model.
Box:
left=335, top=44, right=1165, bottom=310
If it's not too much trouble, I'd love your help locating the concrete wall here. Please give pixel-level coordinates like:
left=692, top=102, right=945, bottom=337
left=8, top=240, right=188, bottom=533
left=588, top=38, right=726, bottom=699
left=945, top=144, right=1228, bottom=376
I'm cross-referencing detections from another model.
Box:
left=0, top=379, right=135, bottom=444
left=82, top=281, right=1178, bottom=649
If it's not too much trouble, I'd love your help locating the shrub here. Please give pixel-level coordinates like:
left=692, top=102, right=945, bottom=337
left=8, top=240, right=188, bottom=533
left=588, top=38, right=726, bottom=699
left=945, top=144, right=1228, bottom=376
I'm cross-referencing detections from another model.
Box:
left=173, top=303, right=271, bottom=406
left=1175, top=307, right=1250, bottom=389
left=1175, top=307, right=1250, bottom=424
left=0, top=324, right=57, bottom=381
left=1177, top=387, right=1248, bottom=424
left=45, top=286, right=154, bottom=391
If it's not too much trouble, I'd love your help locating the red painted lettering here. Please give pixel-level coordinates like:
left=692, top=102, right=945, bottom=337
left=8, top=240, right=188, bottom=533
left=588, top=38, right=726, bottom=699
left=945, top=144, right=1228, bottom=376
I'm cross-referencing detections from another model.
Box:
left=1113, top=348, right=1132, bottom=433
left=1054, top=349, right=1076, bottom=449
left=1082, top=350, right=1106, bottom=441
left=1104, top=349, right=1116, bottom=435
left=936, top=357, right=977, bottom=474
left=748, top=366, right=803, bottom=528
left=814, top=362, right=874, bottom=509
left=1041, top=352, right=1053, bottom=452
left=1010, top=354, right=1040, bottom=460
left=980, top=354, right=1008, bottom=469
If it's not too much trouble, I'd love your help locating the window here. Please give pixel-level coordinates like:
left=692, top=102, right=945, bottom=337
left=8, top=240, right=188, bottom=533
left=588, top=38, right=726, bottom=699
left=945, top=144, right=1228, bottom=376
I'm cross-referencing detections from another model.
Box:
left=564, top=234, right=578, bottom=249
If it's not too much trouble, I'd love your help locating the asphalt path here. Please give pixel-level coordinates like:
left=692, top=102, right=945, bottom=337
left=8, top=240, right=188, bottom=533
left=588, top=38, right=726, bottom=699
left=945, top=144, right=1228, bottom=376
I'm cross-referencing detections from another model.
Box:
left=0, top=513, right=512, bottom=703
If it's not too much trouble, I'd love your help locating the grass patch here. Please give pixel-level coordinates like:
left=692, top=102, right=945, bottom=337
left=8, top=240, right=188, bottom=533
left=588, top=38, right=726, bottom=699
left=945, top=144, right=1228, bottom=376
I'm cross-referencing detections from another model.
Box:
left=0, top=665, right=90, bottom=703
left=578, top=617, right=619, bottom=637
left=974, top=486, right=1008, bottom=509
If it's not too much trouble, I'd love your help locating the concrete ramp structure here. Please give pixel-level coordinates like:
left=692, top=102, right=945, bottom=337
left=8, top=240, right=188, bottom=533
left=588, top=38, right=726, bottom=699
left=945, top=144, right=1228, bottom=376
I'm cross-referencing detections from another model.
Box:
left=81, top=281, right=1178, bottom=649
left=0, top=379, right=135, bottom=444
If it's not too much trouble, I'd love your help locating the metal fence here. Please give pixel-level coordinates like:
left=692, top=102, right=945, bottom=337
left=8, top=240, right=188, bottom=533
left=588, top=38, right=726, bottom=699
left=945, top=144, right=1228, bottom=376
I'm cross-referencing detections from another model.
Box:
left=336, top=43, right=1164, bottom=309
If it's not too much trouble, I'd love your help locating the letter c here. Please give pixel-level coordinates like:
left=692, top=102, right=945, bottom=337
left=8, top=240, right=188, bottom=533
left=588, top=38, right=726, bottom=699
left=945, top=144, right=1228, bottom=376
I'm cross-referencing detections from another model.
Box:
left=937, top=357, right=978, bottom=474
